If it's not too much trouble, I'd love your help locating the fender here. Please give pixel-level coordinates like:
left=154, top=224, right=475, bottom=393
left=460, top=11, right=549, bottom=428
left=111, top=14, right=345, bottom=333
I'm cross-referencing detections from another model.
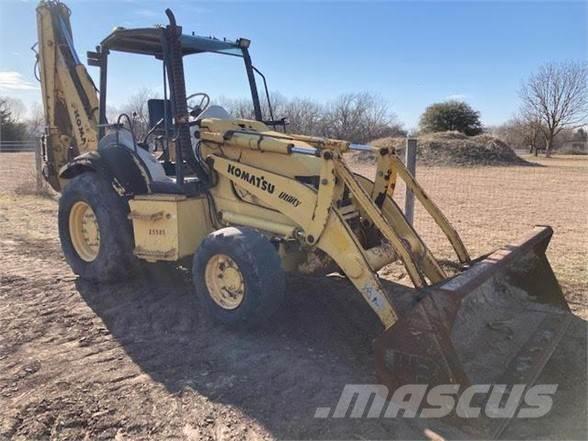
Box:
left=59, top=145, right=151, bottom=197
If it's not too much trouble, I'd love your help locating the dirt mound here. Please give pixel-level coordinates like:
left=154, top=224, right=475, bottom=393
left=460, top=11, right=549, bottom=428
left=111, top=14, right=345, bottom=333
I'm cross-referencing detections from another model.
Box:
left=356, top=131, right=534, bottom=166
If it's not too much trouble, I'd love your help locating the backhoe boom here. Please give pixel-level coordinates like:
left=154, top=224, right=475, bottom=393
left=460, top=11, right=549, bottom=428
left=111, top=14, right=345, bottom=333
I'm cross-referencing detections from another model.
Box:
left=36, top=0, right=99, bottom=190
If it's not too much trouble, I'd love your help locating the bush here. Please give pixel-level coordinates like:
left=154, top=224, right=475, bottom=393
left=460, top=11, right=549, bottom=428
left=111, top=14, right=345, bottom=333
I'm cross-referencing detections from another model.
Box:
left=419, top=100, right=483, bottom=136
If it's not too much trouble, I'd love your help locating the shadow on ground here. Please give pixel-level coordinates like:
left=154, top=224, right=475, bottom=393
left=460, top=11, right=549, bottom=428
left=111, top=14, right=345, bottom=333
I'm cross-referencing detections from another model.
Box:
left=75, top=265, right=449, bottom=440
left=75, top=264, right=587, bottom=440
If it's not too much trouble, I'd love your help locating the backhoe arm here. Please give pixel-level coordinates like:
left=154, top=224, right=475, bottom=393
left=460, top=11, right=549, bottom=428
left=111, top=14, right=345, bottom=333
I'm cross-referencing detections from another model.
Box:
left=36, top=0, right=99, bottom=190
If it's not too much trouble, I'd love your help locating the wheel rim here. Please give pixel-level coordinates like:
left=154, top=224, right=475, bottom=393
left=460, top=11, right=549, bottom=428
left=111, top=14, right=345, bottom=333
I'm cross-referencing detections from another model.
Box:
left=69, top=201, right=100, bottom=262
left=204, top=254, right=245, bottom=310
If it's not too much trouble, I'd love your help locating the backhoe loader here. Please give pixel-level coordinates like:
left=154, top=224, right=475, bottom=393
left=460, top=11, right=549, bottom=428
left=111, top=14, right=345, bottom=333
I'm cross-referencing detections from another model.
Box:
left=35, top=1, right=581, bottom=432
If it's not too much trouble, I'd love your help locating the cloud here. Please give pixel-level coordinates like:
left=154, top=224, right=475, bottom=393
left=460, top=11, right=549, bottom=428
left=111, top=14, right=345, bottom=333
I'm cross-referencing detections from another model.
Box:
left=0, top=72, right=39, bottom=91
left=445, top=94, right=468, bottom=101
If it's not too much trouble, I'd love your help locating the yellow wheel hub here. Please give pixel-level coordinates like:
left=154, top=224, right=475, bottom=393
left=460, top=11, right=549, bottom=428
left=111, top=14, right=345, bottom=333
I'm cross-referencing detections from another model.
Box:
left=69, top=201, right=100, bottom=262
left=204, top=254, right=245, bottom=310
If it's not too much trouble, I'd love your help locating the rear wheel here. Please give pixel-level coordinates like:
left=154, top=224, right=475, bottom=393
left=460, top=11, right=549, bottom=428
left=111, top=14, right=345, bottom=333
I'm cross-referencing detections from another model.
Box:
left=193, top=227, right=286, bottom=327
left=68, top=201, right=100, bottom=262
left=58, top=172, right=138, bottom=282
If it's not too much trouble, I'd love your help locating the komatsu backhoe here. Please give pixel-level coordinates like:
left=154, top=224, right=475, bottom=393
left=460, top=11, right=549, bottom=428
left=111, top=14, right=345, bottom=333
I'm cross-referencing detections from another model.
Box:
left=35, top=1, right=581, bottom=433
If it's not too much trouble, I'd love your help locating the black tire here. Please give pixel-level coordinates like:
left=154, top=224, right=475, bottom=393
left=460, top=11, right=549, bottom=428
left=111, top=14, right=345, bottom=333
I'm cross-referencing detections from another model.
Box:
left=193, top=227, right=286, bottom=327
left=58, top=172, right=138, bottom=282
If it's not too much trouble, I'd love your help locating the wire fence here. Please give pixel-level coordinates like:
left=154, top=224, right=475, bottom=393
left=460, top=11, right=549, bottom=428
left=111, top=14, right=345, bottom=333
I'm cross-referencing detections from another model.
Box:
left=0, top=140, right=45, bottom=194
left=0, top=140, right=586, bottom=281
left=414, top=164, right=586, bottom=263
left=349, top=146, right=587, bottom=284
left=0, top=140, right=38, bottom=152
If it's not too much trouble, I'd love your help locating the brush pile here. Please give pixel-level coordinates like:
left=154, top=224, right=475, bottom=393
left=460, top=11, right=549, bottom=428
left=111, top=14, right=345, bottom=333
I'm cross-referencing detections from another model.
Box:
left=355, top=131, right=533, bottom=166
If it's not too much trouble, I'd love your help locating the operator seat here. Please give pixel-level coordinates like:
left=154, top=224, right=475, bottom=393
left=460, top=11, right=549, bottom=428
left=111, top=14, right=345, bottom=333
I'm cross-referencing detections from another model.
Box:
left=98, top=128, right=203, bottom=196
left=98, top=105, right=232, bottom=197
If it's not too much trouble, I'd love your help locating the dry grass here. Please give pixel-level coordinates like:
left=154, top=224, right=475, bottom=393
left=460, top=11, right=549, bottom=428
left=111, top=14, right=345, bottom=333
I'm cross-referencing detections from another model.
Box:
left=1, top=152, right=586, bottom=316
left=0, top=153, right=39, bottom=193
left=350, top=154, right=588, bottom=316
left=0, top=152, right=54, bottom=197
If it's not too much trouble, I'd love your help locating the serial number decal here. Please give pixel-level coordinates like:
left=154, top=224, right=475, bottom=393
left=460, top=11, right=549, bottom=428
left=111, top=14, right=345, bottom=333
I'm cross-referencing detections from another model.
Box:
left=279, top=191, right=301, bottom=207
left=148, top=228, right=166, bottom=236
left=227, top=163, right=275, bottom=194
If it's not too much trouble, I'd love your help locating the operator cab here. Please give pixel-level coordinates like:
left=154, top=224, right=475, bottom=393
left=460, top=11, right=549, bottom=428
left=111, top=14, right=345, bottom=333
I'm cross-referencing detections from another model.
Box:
left=87, top=10, right=282, bottom=196
left=141, top=97, right=231, bottom=193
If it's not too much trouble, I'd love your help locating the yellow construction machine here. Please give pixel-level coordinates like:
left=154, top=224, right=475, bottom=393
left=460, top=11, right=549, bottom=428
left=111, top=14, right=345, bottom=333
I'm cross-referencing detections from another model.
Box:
left=35, top=0, right=578, bottom=406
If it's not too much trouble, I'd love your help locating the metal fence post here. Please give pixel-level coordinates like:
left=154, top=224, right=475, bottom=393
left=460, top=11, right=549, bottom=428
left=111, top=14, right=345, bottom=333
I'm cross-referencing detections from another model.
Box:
left=35, top=139, right=43, bottom=193
left=404, top=138, right=417, bottom=225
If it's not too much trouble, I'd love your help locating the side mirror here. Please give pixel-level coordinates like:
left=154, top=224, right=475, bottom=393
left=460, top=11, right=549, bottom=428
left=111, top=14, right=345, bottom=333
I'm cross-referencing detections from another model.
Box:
left=147, top=99, right=172, bottom=132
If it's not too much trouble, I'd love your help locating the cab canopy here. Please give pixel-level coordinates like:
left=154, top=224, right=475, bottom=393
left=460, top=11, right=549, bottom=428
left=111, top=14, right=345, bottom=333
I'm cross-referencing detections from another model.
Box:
left=100, top=27, right=248, bottom=58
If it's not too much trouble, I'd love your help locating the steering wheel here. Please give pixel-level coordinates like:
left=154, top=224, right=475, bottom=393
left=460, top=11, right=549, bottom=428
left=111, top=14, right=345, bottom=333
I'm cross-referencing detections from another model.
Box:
left=186, top=92, right=210, bottom=119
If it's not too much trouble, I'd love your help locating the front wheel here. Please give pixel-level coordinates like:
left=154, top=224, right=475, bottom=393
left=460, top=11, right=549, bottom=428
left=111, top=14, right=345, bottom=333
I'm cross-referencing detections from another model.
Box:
left=58, top=172, right=138, bottom=282
left=193, top=227, right=286, bottom=328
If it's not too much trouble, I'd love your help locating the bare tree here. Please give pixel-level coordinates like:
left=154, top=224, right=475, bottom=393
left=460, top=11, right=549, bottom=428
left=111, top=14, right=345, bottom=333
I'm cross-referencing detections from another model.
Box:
left=323, top=92, right=401, bottom=143
left=519, top=61, right=588, bottom=157
left=283, top=98, right=324, bottom=135
left=3, top=97, right=26, bottom=121
left=520, top=112, right=544, bottom=156
left=217, top=96, right=256, bottom=120
left=218, top=91, right=403, bottom=143
left=217, top=92, right=289, bottom=123
left=495, top=113, right=545, bottom=156
left=25, top=102, right=45, bottom=139
left=105, top=105, right=121, bottom=126
left=119, top=88, right=159, bottom=140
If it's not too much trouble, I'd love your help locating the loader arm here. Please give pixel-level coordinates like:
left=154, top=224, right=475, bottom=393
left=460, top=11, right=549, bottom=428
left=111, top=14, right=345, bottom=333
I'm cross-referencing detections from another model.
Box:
left=201, top=118, right=472, bottom=329
left=201, top=121, right=581, bottom=434
left=36, top=0, right=99, bottom=191
left=209, top=153, right=400, bottom=327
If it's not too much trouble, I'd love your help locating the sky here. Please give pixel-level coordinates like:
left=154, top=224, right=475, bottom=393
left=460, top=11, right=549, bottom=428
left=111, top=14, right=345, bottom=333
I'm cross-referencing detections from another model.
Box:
left=0, top=0, right=586, bottom=129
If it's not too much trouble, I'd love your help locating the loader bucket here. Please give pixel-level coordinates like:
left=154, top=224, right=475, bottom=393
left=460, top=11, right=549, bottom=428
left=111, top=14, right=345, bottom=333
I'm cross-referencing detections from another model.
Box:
left=375, top=226, right=573, bottom=394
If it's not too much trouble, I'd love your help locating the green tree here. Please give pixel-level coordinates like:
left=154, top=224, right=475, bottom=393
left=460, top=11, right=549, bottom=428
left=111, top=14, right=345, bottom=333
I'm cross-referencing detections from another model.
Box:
left=0, top=97, right=27, bottom=142
left=419, top=100, right=483, bottom=136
